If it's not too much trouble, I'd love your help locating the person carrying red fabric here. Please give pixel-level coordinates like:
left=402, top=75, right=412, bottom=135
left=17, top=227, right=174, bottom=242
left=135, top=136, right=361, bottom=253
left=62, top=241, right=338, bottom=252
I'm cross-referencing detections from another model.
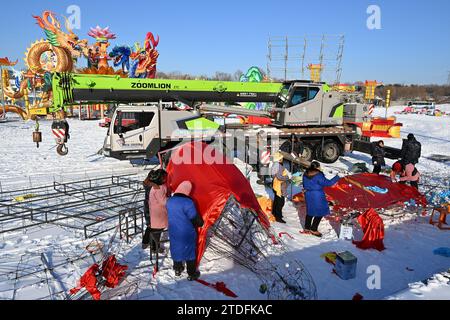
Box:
left=390, top=161, right=420, bottom=190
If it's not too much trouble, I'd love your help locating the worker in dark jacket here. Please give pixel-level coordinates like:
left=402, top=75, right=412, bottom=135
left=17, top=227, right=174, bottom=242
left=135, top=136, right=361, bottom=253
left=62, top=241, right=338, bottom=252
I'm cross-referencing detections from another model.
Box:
left=166, top=181, right=204, bottom=281
left=280, top=135, right=304, bottom=156
left=371, top=140, right=385, bottom=174
left=302, top=162, right=339, bottom=237
left=400, top=134, right=421, bottom=165
left=279, top=135, right=304, bottom=172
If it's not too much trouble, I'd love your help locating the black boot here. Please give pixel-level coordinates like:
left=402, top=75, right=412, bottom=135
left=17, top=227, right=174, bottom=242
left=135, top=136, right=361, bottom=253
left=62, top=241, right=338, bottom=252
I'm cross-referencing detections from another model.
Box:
left=142, top=227, right=151, bottom=249
left=173, top=261, right=184, bottom=276
left=187, top=271, right=201, bottom=281
left=186, top=260, right=200, bottom=281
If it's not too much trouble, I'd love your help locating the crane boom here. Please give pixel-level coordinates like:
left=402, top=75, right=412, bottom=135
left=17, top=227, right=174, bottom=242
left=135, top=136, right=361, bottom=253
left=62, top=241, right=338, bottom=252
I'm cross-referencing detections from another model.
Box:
left=47, top=72, right=402, bottom=164
left=51, top=73, right=284, bottom=113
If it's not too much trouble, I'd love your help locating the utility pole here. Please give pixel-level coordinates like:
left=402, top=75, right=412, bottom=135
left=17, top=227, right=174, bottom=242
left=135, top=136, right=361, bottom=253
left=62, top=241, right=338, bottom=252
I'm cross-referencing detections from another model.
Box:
left=447, top=71, right=450, bottom=86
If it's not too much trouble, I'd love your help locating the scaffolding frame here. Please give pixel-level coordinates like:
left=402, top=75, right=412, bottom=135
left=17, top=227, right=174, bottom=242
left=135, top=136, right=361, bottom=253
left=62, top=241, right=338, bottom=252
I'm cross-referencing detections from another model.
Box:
left=0, top=175, right=145, bottom=238
left=267, top=35, right=345, bottom=84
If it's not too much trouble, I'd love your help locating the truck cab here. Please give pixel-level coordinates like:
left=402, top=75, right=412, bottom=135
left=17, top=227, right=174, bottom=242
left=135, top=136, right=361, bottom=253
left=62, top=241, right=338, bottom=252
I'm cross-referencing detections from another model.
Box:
left=273, top=81, right=344, bottom=127
left=103, top=104, right=220, bottom=161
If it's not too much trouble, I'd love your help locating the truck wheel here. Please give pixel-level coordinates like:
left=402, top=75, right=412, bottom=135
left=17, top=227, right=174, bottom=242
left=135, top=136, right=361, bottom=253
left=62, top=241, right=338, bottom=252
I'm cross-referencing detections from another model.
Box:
left=302, top=144, right=315, bottom=162
left=316, top=140, right=341, bottom=164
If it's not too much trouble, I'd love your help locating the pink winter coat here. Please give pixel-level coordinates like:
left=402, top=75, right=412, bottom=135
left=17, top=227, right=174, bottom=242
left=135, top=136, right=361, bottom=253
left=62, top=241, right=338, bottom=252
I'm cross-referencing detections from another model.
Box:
left=149, top=184, right=168, bottom=229
left=399, top=164, right=420, bottom=182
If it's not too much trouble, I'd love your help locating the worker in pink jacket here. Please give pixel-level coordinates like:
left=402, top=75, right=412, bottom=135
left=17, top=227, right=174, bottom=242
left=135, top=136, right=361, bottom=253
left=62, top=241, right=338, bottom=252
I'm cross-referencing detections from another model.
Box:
left=142, top=169, right=169, bottom=251
left=390, top=161, right=420, bottom=190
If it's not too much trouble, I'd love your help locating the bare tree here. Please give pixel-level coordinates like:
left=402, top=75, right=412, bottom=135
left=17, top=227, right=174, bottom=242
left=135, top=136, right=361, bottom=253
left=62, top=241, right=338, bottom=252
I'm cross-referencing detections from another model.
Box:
left=233, top=69, right=244, bottom=81
left=212, top=71, right=233, bottom=81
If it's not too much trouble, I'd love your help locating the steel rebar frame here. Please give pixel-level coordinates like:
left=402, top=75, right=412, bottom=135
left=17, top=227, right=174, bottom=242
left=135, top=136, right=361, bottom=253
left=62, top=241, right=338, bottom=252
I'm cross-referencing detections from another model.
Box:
left=204, top=195, right=317, bottom=300
left=0, top=175, right=145, bottom=238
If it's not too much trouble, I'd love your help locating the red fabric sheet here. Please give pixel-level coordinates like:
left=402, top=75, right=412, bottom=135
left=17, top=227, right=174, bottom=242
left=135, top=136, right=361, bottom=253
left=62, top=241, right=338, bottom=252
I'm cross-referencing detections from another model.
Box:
left=69, top=264, right=101, bottom=300
left=69, top=255, right=127, bottom=300
left=166, top=142, right=269, bottom=265
left=195, top=279, right=238, bottom=298
left=353, top=208, right=386, bottom=251
left=324, top=173, right=427, bottom=210
left=101, top=255, right=128, bottom=288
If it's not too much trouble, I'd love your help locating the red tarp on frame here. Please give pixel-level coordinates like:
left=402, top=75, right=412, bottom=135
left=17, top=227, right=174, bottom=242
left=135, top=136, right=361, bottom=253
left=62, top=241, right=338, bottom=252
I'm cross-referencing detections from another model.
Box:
left=166, top=142, right=270, bottom=265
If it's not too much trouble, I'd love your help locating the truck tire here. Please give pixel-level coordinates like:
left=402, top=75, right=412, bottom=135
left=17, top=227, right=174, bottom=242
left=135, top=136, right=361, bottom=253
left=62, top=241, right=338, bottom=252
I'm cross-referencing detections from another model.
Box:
left=316, top=140, right=341, bottom=164
left=302, top=144, right=316, bottom=162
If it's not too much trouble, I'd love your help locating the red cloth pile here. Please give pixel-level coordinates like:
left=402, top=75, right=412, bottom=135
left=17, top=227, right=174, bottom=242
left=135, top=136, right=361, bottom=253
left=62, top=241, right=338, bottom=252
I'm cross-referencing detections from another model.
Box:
left=166, top=141, right=270, bottom=265
left=353, top=208, right=386, bottom=251
left=69, top=255, right=128, bottom=300
left=324, top=173, right=427, bottom=210
left=101, top=255, right=128, bottom=288
left=69, top=264, right=101, bottom=300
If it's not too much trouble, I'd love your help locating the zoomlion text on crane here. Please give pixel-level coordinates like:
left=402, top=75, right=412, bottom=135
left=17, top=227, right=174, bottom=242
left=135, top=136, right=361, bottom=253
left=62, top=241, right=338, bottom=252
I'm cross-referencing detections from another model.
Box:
left=131, top=82, right=172, bottom=89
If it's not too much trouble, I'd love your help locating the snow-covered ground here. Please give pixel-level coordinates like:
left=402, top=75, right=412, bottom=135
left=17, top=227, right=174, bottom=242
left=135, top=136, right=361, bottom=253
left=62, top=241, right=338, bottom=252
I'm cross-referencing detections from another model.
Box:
left=0, top=111, right=449, bottom=300
left=386, top=270, right=450, bottom=300
left=0, top=117, right=139, bottom=189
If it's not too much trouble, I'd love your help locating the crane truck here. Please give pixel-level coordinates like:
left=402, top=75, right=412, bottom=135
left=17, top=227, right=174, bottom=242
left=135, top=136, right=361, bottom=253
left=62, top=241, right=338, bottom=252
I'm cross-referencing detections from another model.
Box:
left=49, top=73, right=402, bottom=167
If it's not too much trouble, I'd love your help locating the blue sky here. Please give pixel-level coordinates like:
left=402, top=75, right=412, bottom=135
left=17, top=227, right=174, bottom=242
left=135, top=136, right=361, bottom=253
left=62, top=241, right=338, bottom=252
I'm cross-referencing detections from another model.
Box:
left=0, top=0, right=449, bottom=84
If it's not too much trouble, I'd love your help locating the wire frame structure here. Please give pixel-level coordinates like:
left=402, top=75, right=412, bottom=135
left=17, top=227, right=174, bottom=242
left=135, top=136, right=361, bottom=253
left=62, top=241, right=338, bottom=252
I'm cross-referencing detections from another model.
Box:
left=0, top=175, right=145, bottom=239
left=267, top=35, right=345, bottom=84
left=204, top=196, right=317, bottom=300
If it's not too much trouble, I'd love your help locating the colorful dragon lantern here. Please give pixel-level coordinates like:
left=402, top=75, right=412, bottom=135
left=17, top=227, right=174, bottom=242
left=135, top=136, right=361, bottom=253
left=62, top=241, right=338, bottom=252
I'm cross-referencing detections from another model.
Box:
left=26, top=11, right=87, bottom=75
left=130, top=32, right=160, bottom=78
left=0, top=57, right=18, bottom=67
left=87, top=26, right=117, bottom=70
left=240, top=67, right=267, bottom=111
left=240, top=66, right=264, bottom=83
left=0, top=58, right=23, bottom=100
left=109, top=46, right=132, bottom=74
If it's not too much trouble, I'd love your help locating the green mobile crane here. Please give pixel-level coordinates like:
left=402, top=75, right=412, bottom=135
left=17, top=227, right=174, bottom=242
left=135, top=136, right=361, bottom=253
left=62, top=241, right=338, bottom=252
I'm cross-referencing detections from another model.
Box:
left=49, top=73, right=401, bottom=164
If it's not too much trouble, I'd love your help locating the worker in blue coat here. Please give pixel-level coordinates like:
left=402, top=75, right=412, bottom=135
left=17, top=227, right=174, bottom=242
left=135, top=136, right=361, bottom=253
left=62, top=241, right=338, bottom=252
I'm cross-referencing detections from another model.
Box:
left=302, top=161, right=339, bottom=238
left=166, top=181, right=204, bottom=281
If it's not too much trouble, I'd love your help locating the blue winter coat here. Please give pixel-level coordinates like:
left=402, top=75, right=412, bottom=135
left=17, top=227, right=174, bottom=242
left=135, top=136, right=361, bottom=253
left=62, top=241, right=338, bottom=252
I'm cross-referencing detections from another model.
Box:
left=302, top=171, right=339, bottom=217
left=166, top=194, right=200, bottom=262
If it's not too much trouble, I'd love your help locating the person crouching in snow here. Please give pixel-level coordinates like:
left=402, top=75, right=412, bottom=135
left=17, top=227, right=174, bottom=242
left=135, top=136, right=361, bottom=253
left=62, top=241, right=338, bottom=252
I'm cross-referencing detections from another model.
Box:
left=390, top=161, right=420, bottom=190
left=142, top=169, right=169, bottom=251
left=166, top=181, right=204, bottom=281
left=302, top=161, right=339, bottom=237
left=271, top=152, right=292, bottom=224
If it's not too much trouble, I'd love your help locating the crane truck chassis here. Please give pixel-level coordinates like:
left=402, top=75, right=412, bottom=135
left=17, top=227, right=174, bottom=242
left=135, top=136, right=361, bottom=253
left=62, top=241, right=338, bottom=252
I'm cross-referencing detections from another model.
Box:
left=50, top=73, right=402, bottom=169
